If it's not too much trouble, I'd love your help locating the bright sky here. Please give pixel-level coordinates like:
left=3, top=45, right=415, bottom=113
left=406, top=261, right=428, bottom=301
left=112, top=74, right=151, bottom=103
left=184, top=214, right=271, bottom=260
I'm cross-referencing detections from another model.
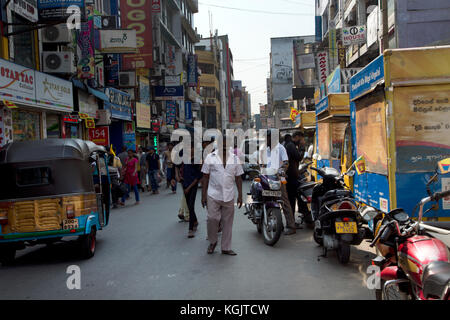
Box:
left=195, top=0, right=315, bottom=115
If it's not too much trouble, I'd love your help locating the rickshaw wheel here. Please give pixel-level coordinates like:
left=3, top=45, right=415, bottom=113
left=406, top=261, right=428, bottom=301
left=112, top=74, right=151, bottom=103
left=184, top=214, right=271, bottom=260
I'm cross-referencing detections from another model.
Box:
left=79, top=227, right=96, bottom=259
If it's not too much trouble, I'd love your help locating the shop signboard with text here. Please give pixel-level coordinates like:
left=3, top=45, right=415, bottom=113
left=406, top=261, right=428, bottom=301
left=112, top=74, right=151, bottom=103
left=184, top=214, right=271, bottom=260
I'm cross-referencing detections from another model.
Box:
left=166, top=101, right=176, bottom=125
left=154, top=86, right=184, bottom=101
left=88, top=126, right=109, bottom=146
left=37, top=0, right=83, bottom=20
left=11, top=0, right=38, bottom=22
left=77, top=20, right=95, bottom=79
left=35, top=72, right=74, bottom=112
left=120, top=0, right=153, bottom=69
left=99, top=29, right=138, bottom=54
left=136, top=102, right=151, bottom=129
left=104, top=87, right=132, bottom=121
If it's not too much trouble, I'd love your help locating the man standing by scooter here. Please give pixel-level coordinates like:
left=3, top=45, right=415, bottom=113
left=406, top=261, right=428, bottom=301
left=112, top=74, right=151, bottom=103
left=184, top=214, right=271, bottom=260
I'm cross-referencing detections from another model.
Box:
left=263, top=130, right=296, bottom=235
left=285, top=131, right=306, bottom=228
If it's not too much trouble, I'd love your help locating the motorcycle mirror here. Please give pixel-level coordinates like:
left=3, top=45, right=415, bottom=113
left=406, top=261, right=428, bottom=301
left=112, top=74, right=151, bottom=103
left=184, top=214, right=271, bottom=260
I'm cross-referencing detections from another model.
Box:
left=307, top=145, right=314, bottom=157
left=346, top=170, right=356, bottom=177
left=312, top=153, right=322, bottom=161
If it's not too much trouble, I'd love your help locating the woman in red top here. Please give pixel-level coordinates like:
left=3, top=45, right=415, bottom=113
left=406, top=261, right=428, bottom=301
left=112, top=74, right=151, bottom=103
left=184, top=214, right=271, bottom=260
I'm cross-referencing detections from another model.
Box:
left=121, top=150, right=140, bottom=205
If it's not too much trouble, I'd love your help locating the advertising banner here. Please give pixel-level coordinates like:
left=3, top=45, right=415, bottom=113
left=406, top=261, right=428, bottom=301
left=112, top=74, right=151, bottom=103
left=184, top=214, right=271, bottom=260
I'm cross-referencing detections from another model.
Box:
left=185, top=101, right=192, bottom=123
left=326, top=66, right=341, bottom=94
left=77, top=20, right=95, bottom=79
left=11, top=0, right=38, bottom=22
left=105, top=54, right=119, bottom=86
left=342, top=25, right=367, bottom=46
left=315, top=16, right=322, bottom=42
left=166, top=101, right=176, bottom=125
left=37, top=0, right=83, bottom=20
left=123, top=122, right=136, bottom=151
left=139, top=77, right=151, bottom=105
left=89, top=126, right=109, bottom=146
left=316, top=51, right=329, bottom=84
left=0, top=58, right=36, bottom=105
left=78, top=91, right=98, bottom=118
left=187, top=54, right=198, bottom=87
left=151, top=0, right=161, bottom=13
left=35, top=72, right=74, bottom=111
left=120, top=0, right=153, bottom=69
left=136, top=102, right=151, bottom=129
left=99, top=29, right=137, bottom=53
left=329, top=22, right=337, bottom=59
left=154, top=86, right=184, bottom=101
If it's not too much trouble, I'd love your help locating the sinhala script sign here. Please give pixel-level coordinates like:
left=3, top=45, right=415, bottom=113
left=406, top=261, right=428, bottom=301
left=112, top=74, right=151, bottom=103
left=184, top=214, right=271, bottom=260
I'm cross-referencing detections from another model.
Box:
left=99, top=29, right=137, bottom=54
left=342, top=25, right=366, bottom=46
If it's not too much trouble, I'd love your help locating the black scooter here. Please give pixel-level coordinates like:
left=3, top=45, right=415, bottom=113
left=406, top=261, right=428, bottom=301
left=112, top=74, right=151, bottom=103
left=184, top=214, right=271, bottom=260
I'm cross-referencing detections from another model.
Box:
left=309, top=154, right=366, bottom=264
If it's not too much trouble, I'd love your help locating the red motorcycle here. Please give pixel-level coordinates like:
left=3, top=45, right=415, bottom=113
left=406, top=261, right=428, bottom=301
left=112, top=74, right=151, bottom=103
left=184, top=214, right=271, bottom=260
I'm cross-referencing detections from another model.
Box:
left=370, top=187, right=450, bottom=300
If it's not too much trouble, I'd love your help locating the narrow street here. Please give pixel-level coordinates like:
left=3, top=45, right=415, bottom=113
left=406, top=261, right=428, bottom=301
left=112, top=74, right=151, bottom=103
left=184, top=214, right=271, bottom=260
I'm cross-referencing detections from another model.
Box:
left=0, top=182, right=376, bottom=300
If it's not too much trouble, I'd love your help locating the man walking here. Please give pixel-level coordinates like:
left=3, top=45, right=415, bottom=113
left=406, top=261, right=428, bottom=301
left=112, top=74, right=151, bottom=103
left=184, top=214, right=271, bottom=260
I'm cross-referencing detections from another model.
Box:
left=118, top=146, right=128, bottom=167
left=264, top=130, right=296, bottom=235
left=285, top=132, right=306, bottom=227
left=146, top=147, right=160, bottom=194
left=201, top=137, right=243, bottom=256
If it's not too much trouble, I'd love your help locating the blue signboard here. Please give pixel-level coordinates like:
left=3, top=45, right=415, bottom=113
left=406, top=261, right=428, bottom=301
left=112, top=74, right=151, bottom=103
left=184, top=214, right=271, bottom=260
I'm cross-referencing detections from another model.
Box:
left=315, top=16, right=322, bottom=42
left=104, top=102, right=132, bottom=121
left=349, top=54, right=384, bottom=101
left=155, top=86, right=184, bottom=100
left=38, top=0, right=84, bottom=19
left=327, top=66, right=341, bottom=94
left=185, top=101, right=192, bottom=122
left=315, top=96, right=328, bottom=115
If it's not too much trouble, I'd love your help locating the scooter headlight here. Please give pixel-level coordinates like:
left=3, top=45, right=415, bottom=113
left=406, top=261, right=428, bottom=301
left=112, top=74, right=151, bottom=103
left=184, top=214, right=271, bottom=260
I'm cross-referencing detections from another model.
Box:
left=269, top=180, right=281, bottom=191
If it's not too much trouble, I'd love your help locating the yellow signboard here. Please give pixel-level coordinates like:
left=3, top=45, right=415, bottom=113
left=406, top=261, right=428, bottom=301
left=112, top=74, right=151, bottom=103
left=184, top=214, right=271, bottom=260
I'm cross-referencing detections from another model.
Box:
left=136, top=102, right=151, bottom=129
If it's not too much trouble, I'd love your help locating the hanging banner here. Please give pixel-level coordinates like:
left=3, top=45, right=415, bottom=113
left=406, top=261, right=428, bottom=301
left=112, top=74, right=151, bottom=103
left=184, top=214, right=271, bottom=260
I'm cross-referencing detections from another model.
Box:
left=185, top=101, right=192, bottom=123
left=187, top=54, right=198, bottom=87
left=77, top=20, right=95, bottom=79
left=316, top=51, right=329, bottom=84
left=120, top=0, right=153, bottom=69
left=136, top=102, right=151, bottom=129
left=166, top=101, right=176, bottom=125
left=328, top=22, right=337, bottom=59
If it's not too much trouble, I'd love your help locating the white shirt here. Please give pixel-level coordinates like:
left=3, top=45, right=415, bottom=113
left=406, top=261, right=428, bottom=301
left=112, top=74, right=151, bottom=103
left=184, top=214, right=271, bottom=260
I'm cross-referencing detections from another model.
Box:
left=264, top=143, right=288, bottom=170
left=201, top=150, right=244, bottom=202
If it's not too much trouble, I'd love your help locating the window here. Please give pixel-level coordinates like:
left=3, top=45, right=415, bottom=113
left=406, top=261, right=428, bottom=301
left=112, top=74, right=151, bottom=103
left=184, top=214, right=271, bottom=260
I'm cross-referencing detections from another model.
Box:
left=12, top=13, right=35, bottom=69
left=16, top=167, right=51, bottom=187
left=198, top=63, right=214, bottom=74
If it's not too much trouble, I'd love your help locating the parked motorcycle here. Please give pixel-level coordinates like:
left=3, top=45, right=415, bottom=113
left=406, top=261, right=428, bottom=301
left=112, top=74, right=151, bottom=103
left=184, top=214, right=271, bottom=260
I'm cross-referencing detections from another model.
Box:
left=244, top=167, right=284, bottom=246
left=369, top=158, right=450, bottom=300
left=309, top=154, right=366, bottom=264
left=296, top=162, right=317, bottom=227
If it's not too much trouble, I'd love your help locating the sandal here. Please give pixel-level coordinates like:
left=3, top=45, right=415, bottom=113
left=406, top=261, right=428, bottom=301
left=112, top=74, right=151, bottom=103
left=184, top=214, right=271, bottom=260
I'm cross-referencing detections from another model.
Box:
left=207, top=242, right=217, bottom=254
left=221, top=250, right=237, bottom=256
left=193, top=221, right=199, bottom=232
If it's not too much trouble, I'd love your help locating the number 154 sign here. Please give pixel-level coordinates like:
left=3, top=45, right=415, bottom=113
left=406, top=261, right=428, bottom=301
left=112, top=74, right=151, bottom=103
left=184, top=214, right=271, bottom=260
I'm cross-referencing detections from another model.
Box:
left=89, top=127, right=109, bottom=146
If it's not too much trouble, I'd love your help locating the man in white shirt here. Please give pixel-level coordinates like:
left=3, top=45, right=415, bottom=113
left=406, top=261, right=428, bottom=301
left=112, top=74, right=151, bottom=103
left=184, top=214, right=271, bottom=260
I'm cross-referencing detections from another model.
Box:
left=201, top=137, right=244, bottom=255
left=263, top=130, right=296, bottom=235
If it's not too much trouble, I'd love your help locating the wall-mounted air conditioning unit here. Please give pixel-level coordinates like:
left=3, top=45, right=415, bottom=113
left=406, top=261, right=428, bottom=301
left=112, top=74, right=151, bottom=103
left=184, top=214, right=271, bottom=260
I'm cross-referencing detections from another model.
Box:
left=41, top=24, right=71, bottom=43
left=118, top=71, right=136, bottom=87
left=42, top=52, right=75, bottom=73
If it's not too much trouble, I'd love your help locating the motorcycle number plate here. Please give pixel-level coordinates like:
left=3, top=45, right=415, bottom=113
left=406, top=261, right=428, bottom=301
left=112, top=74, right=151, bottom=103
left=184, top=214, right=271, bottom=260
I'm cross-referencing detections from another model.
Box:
left=335, top=222, right=357, bottom=234
left=262, top=190, right=282, bottom=197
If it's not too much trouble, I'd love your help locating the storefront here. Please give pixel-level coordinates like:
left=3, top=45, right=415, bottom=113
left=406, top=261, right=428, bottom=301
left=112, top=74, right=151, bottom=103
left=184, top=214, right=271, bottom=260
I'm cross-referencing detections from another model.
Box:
left=77, top=90, right=99, bottom=140
left=135, top=102, right=151, bottom=148
left=0, top=59, right=74, bottom=147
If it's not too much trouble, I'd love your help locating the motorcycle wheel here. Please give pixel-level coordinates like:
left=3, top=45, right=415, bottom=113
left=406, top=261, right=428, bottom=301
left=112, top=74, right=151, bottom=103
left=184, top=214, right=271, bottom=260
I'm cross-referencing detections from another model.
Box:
left=337, top=241, right=350, bottom=264
left=262, top=208, right=283, bottom=246
left=375, top=279, right=409, bottom=300
left=256, top=219, right=262, bottom=234
left=313, top=228, right=323, bottom=246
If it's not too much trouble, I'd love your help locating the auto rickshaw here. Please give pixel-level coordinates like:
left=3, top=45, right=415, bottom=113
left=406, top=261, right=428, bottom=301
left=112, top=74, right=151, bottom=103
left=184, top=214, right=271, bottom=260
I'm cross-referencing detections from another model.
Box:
left=0, top=139, right=111, bottom=265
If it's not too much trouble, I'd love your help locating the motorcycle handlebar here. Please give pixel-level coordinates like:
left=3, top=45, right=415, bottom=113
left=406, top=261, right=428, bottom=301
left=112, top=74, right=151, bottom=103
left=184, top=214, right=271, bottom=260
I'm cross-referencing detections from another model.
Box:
left=432, top=190, right=450, bottom=202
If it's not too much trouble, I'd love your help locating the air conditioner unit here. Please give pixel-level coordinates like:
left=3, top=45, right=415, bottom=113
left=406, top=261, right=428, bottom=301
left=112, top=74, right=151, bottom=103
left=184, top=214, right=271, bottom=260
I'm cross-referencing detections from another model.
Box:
left=101, top=16, right=117, bottom=29
left=118, top=71, right=136, bottom=87
left=42, top=52, right=75, bottom=73
left=41, top=24, right=71, bottom=43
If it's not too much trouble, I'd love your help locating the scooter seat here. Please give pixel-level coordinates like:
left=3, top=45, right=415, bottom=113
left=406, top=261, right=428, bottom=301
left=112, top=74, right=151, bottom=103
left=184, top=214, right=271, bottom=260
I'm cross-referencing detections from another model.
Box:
left=298, top=182, right=316, bottom=191
left=422, top=261, right=450, bottom=299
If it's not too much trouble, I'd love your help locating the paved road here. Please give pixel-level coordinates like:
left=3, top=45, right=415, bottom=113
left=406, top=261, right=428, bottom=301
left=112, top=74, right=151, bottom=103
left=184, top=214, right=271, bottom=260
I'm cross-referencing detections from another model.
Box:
left=0, top=182, right=377, bottom=300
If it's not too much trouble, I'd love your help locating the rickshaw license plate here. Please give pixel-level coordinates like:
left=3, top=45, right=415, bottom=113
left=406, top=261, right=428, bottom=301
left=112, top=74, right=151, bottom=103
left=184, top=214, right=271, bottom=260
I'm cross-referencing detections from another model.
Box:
left=262, top=190, right=282, bottom=197
left=63, top=219, right=79, bottom=230
left=335, top=222, right=357, bottom=234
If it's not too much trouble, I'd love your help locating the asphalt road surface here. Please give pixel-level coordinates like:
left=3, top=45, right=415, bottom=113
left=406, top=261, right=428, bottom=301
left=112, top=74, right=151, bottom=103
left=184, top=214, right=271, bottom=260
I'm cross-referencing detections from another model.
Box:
left=0, top=182, right=377, bottom=300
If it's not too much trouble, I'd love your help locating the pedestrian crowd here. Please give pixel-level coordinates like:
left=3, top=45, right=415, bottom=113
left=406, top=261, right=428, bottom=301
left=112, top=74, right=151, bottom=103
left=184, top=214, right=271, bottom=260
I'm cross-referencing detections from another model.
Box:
left=107, top=129, right=307, bottom=256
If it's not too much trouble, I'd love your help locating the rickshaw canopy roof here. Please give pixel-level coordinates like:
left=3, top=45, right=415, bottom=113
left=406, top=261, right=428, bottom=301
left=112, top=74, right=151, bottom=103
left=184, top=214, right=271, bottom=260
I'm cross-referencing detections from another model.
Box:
left=0, top=139, right=106, bottom=164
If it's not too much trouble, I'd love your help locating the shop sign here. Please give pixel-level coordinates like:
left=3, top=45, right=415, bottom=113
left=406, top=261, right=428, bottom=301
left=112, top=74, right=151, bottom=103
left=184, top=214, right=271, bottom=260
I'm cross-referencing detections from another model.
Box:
left=104, top=87, right=132, bottom=107
left=136, top=102, right=151, bottom=129
left=0, top=106, right=13, bottom=147
left=63, top=115, right=79, bottom=124
left=35, top=72, right=74, bottom=111
left=316, top=51, right=328, bottom=84
left=139, top=77, right=151, bottom=105
left=151, top=119, right=160, bottom=132
left=37, top=0, right=83, bottom=20
left=329, top=22, right=337, bottom=59
left=105, top=54, right=119, bottom=86
left=123, top=122, right=136, bottom=151
left=104, top=102, right=132, bottom=121
left=120, top=0, right=153, bottom=69
left=154, top=86, right=184, bottom=101
left=166, top=101, right=176, bottom=125
left=349, top=55, right=384, bottom=101
left=99, top=29, right=137, bottom=54
left=342, top=25, right=366, bottom=46
left=185, top=101, right=192, bottom=123
left=10, top=0, right=38, bottom=23
left=187, top=54, right=198, bottom=87
left=77, top=20, right=95, bottom=80
left=88, top=126, right=109, bottom=146
left=326, top=66, right=341, bottom=94
left=85, top=118, right=95, bottom=128
left=0, top=58, right=36, bottom=105
left=78, top=91, right=98, bottom=118
left=3, top=100, right=18, bottom=108
left=165, top=75, right=181, bottom=86
left=367, top=8, right=378, bottom=48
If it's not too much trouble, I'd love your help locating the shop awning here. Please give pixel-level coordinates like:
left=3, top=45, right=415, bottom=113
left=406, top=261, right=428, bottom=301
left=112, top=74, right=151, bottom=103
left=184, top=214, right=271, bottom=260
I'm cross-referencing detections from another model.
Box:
left=88, top=87, right=109, bottom=102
